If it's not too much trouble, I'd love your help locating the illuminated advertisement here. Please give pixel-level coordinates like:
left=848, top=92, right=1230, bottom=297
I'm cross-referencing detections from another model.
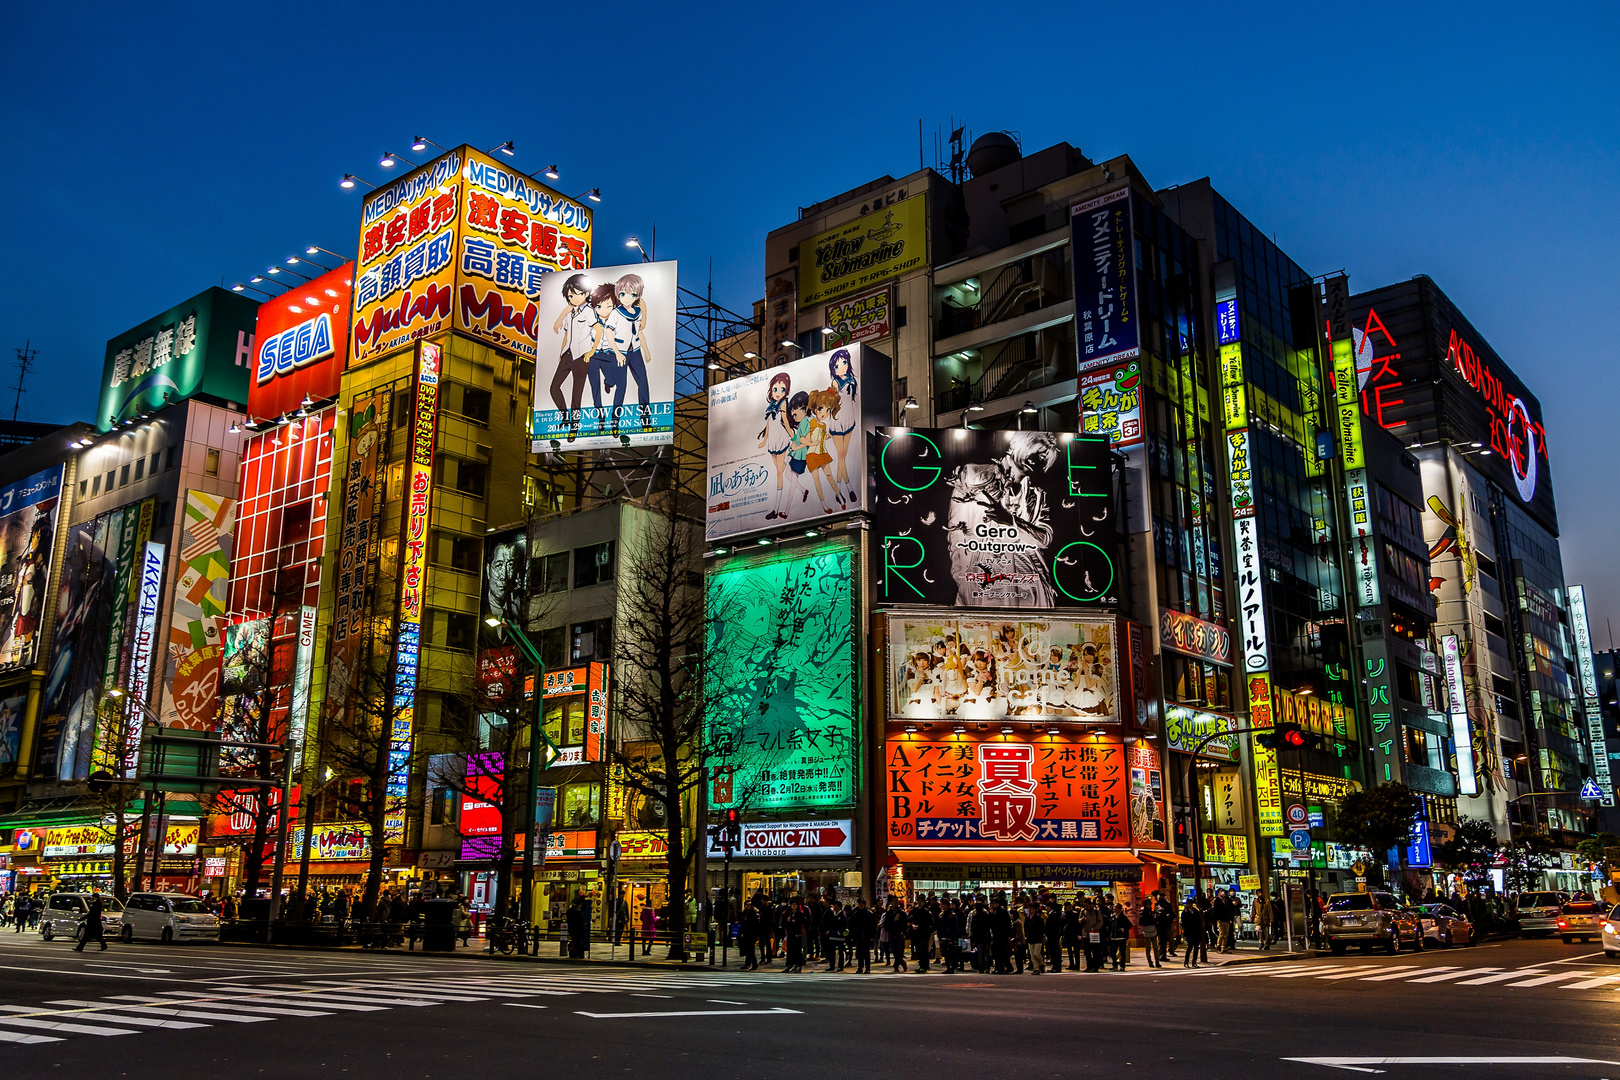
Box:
left=353, top=146, right=592, bottom=366
left=1158, top=607, right=1231, bottom=667
left=705, top=545, right=856, bottom=811
left=1441, top=634, right=1479, bottom=797
left=248, top=262, right=353, bottom=419
left=1203, top=833, right=1248, bottom=864
left=874, top=429, right=1116, bottom=608
left=540, top=662, right=609, bottom=763
left=797, top=194, right=928, bottom=309
left=885, top=731, right=1155, bottom=850
left=217, top=617, right=272, bottom=775
left=459, top=751, right=505, bottom=861
left=291, top=822, right=371, bottom=862
left=1070, top=188, right=1139, bottom=373
left=97, top=287, right=259, bottom=431
left=704, top=819, right=853, bottom=859
left=161, top=492, right=235, bottom=732
left=0, top=465, right=63, bottom=672
left=529, top=260, right=677, bottom=451
left=1127, top=739, right=1166, bottom=846
left=1163, top=705, right=1238, bottom=762
left=1569, top=586, right=1612, bottom=806
left=704, top=344, right=890, bottom=542
left=324, top=390, right=389, bottom=710
left=1247, top=672, right=1283, bottom=837
left=1273, top=685, right=1356, bottom=744
left=1079, top=362, right=1143, bottom=448
left=387, top=340, right=442, bottom=843
left=888, top=615, right=1118, bottom=724
left=126, top=542, right=166, bottom=734
left=823, top=284, right=891, bottom=347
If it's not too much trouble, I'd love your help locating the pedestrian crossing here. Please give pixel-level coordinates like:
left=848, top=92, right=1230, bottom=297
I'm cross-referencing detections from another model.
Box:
left=1113, top=959, right=1620, bottom=991
left=0, top=968, right=864, bottom=1046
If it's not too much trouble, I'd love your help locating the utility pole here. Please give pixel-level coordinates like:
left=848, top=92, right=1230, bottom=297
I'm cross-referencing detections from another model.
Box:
left=12, top=341, right=35, bottom=421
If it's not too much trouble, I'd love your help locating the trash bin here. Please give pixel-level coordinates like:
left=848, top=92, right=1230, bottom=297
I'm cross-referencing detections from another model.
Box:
left=422, top=898, right=457, bottom=952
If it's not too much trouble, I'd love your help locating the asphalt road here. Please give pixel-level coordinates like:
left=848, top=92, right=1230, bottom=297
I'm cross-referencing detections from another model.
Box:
left=2, top=932, right=1619, bottom=1078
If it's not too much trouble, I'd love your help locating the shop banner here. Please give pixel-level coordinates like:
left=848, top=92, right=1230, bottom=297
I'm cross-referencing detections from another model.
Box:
left=291, top=822, right=371, bottom=862
left=1070, top=188, right=1139, bottom=373
left=823, top=284, right=891, bottom=347
left=249, top=262, right=353, bottom=419
left=1127, top=740, right=1166, bottom=847
left=705, top=819, right=853, bottom=859
left=37, top=517, right=119, bottom=782
left=124, top=541, right=167, bottom=775
left=459, top=751, right=505, bottom=861
left=98, top=287, right=259, bottom=431
left=873, top=428, right=1116, bottom=608
left=1163, top=705, right=1238, bottom=762
left=161, top=491, right=236, bottom=732
left=0, top=693, right=24, bottom=770
left=529, top=260, right=677, bottom=451
left=1079, top=362, right=1144, bottom=448
left=0, top=465, right=63, bottom=672
left=889, top=615, right=1118, bottom=724
left=1158, top=607, right=1232, bottom=667
left=798, top=194, right=928, bottom=309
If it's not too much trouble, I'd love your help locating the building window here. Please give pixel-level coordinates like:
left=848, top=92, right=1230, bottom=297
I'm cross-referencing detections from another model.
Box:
left=165, top=445, right=177, bottom=471
left=134, top=458, right=144, bottom=481
left=79, top=479, right=88, bottom=497
left=106, top=470, right=115, bottom=491
left=538, top=626, right=567, bottom=669
left=571, top=618, right=611, bottom=663
left=573, top=541, right=615, bottom=588
left=204, top=449, right=220, bottom=477
left=150, top=452, right=161, bottom=476
left=530, top=551, right=569, bottom=594
left=430, top=786, right=456, bottom=826
left=444, top=611, right=478, bottom=652
left=459, top=386, right=492, bottom=425
left=558, top=782, right=600, bottom=827
left=120, top=463, right=130, bottom=486
left=433, top=531, right=481, bottom=573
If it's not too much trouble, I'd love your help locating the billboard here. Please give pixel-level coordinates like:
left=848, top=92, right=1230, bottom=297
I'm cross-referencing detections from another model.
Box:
left=290, top=822, right=371, bottom=862
left=704, top=819, right=853, bottom=859
left=529, top=260, right=677, bottom=451
left=35, top=517, right=121, bottom=781
left=0, top=693, right=24, bottom=771
left=1079, top=362, right=1144, bottom=448
left=798, top=194, right=928, bottom=309
left=705, top=545, right=856, bottom=811
left=459, top=751, right=505, bottom=861
left=353, top=146, right=592, bottom=366
left=1070, top=188, right=1139, bottom=373
left=324, top=389, right=390, bottom=709
left=885, top=732, right=1143, bottom=849
left=0, top=465, right=63, bottom=672
left=1163, top=705, right=1239, bottom=762
left=705, top=343, right=890, bottom=542
left=887, top=615, right=1118, bottom=724
left=161, top=492, right=235, bottom=731
left=873, top=429, right=1116, bottom=608
left=98, top=287, right=259, bottom=431
left=248, top=262, right=353, bottom=419
left=823, top=285, right=891, bottom=347
left=480, top=525, right=527, bottom=651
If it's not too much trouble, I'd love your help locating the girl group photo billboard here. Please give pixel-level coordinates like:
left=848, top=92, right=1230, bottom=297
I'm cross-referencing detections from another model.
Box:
left=705, top=343, right=890, bottom=542
left=530, top=260, right=677, bottom=451
left=873, top=428, right=1117, bottom=608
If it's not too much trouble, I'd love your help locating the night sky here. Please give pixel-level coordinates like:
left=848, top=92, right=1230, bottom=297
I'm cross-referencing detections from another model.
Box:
left=4, top=2, right=1615, bottom=628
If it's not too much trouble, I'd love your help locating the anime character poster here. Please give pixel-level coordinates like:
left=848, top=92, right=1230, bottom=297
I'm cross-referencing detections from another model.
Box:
left=873, top=428, right=1117, bottom=608
left=705, top=343, right=891, bottom=542
left=704, top=544, right=856, bottom=810
left=529, top=260, right=677, bottom=451
left=35, top=516, right=120, bottom=781
left=0, top=465, right=64, bottom=672
left=888, top=616, right=1118, bottom=724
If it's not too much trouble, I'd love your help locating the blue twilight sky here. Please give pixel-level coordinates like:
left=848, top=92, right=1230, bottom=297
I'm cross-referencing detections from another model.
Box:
left=3, top=2, right=1616, bottom=630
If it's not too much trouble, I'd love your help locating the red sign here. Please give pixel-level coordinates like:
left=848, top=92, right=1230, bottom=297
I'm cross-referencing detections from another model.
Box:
left=540, top=662, right=609, bottom=762
left=247, top=262, right=353, bottom=419
left=459, top=752, right=505, bottom=860
left=886, top=733, right=1130, bottom=848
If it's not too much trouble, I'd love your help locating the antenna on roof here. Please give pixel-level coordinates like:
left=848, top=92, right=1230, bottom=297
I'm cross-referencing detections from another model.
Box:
left=11, top=340, right=35, bottom=422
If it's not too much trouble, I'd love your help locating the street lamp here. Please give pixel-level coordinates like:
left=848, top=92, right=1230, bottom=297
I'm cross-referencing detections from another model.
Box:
left=485, top=613, right=556, bottom=942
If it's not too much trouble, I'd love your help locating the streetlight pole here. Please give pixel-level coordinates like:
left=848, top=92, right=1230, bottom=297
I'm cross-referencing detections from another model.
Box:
left=486, top=615, right=555, bottom=938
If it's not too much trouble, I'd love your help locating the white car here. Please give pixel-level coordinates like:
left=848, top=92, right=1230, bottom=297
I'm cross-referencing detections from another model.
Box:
left=38, top=892, right=123, bottom=942
left=120, top=892, right=220, bottom=944
left=1602, top=905, right=1620, bottom=959
left=1516, top=890, right=1567, bottom=937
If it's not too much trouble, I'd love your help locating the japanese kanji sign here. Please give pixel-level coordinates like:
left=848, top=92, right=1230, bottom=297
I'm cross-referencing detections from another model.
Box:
left=885, top=734, right=1132, bottom=849
left=1070, top=188, right=1139, bottom=373
left=1079, top=362, right=1144, bottom=448
left=98, top=287, right=259, bottom=431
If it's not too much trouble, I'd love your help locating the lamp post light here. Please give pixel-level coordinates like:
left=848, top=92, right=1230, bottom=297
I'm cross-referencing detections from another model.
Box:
left=485, top=614, right=557, bottom=940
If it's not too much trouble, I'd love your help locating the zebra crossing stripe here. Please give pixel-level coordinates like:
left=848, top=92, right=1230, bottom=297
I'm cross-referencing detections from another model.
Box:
left=1561, top=975, right=1620, bottom=990
left=1455, top=970, right=1547, bottom=986
left=200, top=994, right=388, bottom=1012
left=0, top=1027, right=61, bottom=1044
left=1313, top=967, right=1392, bottom=980
left=12, top=1004, right=207, bottom=1030
left=1271, top=965, right=1352, bottom=978
left=1407, top=967, right=1496, bottom=983
left=0, top=1013, right=139, bottom=1036
left=288, top=981, right=488, bottom=1001
left=110, top=996, right=333, bottom=1018
left=1506, top=972, right=1588, bottom=988
left=1358, top=966, right=1450, bottom=982
left=247, top=984, right=439, bottom=1006
left=46, top=1000, right=270, bottom=1023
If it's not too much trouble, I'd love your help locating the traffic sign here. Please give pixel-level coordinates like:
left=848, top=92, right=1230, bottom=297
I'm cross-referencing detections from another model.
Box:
left=1286, top=803, right=1309, bottom=828
left=1581, top=778, right=1603, bottom=800
left=1289, top=829, right=1313, bottom=852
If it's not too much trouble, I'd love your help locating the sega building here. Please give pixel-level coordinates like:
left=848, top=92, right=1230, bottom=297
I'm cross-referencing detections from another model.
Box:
left=1348, top=276, right=1594, bottom=858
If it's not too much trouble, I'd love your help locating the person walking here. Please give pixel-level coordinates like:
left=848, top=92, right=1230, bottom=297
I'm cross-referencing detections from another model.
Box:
left=614, top=892, right=631, bottom=949
left=936, top=899, right=961, bottom=975
left=1011, top=905, right=1027, bottom=974
left=1255, top=891, right=1274, bottom=950
left=850, top=897, right=876, bottom=974
left=1079, top=898, right=1105, bottom=972
left=1194, top=891, right=1212, bottom=964
left=13, top=891, right=30, bottom=932
left=74, top=892, right=107, bottom=952
left=990, top=899, right=1014, bottom=974
left=882, top=899, right=908, bottom=972
left=908, top=899, right=933, bottom=974
left=1112, top=902, right=1133, bottom=970
left=739, top=902, right=760, bottom=971
left=1154, top=891, right=1174, bottom=964
left=1138, top=897, right=1160, bottom=967
left=639, top=901, right=658, bottom=956
left=1181, top=896, right=1204, bottom=968
left=1025, top=904, right=1045, bottom=974
left=1215, top=890, right=1235, bottom=953
left=825, top=902, right=848, bottom=972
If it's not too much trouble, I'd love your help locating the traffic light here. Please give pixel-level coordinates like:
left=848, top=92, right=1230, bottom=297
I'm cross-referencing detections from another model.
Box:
left=1257, top=721, right=1321, bottom=751
left=721, top=808, right=741, bottom=853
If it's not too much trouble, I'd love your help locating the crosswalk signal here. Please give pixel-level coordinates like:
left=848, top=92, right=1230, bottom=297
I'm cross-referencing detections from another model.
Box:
left=721, top=808, right=741, bottom=854
left=1259, top=721, right=1321, bottom=751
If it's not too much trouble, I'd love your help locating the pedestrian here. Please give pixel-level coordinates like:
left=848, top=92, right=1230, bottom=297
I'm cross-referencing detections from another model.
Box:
left=909, top=899, right=933, bottom=974
left=1269, top=893, right=1286, bottom=949
left=614, top=892, right=631, bottom=948
left=1025, top=903, right=1045, bottom=974
left=883, top=899, right=908, bottom=972
left=1181, top=896, right=1203, bottom=968
left=1216, top=889, right=1235, bottom=953
left=639, top=901, right=657, bottom=956
left=1154, top=891, right=1174, bottom=964
left=937, top=899, right=961, bottom=975
left=74, top=891, right=107, bottom=952
left=851, top=897, right=876, bottom=974
left=1112, top=902, right=1133, bottom=969
left=783, top=901, right=806, bottom=973
left=1139, top=898, right=1160, bottom=968
left=1011, top=905, right=1027, bottom=974
left=1080, top=897, right=1106, bottom=972
left=739, top=902, right=760, bottom=970
left=1253, top=891, right=1272, bottom=950
left=826, top=902, right=848, bottom=971
left=990, top=898, right=1013, bottom=974
left=13, top=892, right=29, bottom=933
left=1062, top=902, right=1082, bottom=971
left=1194, top=891, right=1212, bottom=964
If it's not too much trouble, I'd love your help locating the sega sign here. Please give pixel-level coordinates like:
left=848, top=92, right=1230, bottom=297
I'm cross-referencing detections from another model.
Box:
left=246, top=262, right=353, bottom=419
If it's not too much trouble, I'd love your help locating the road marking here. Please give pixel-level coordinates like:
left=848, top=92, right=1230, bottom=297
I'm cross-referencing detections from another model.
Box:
left=1315, top=967, right=1396, bottom=980
left=1271, top=965, right=1352, bottom=978
left=109, top=995, right=332, bottom=1018
left=0, top=1028, right=61, bottom=1044
left=1406, top=967, right=1495, bottom=983
left=0, top=1014, right=139, bottom=1036
left=196, top=992, right=386, bottom=1012
left=1547, top=951, right=1604, bottom=964
left=1358, top=966, right=1453, bottom=982
left=1561, top=974, right=1620, bottom=990
left=575, top=1007, right=803, bottom=1019
left=503, top=1003, right=549, bottom=1010
left=631, top=993, right=673, bottom=999
left=708, top=999, right=749, bottom=1005
left=1454, top=970, right=1546, bottom=985
left=47, top=1000, right=270, bottom=1023
left=0, top=961, right=183, bottom=981
left=1504, top=971, right=1588, bottom=988
left=1284, top=1056, right=1620, bottom=1073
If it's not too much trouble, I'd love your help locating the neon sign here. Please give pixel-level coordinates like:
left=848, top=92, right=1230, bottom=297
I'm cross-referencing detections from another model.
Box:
left=1445, top=327, right=1546, bottom=503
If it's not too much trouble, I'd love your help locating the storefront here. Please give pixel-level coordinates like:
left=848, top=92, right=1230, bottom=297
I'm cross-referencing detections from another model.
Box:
left=704, top=818, right=860, bottom=906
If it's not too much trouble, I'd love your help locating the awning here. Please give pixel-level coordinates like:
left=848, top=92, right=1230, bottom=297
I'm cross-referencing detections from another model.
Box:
left=1138, top=850, right=1194, bottom=866
left=890, top=849, right=1146, bottom=883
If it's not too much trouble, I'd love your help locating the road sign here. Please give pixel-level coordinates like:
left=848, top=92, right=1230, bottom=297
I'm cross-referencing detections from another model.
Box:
left=1290, top=829, right=1313, bottom=852
left=1286, top=803, right=1309, bottom=828
left=1581, top=778, right=1603, bottom=800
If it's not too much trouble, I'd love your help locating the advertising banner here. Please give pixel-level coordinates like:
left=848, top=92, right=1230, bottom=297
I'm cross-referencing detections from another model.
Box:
left=705, top=819, right=853, bottom=859
left=1231, top=516, right=1269, bottom=670
left=885, top=733, right=1136, bottom=848
left=0, top=694, right=24, bottom=770
left=161, top=492, right=236, bottom=732
left=765, top=272, right=797, bottom=369
left=36, top=517, right=120, bottom=781
left=1247, top=672, right=1284, bottom=837
left=1079, top=362, right=1144, bottom=448
left=705, top=344, right=890, bottom=542
left=1127, top=739, right=1166, bottom=846
left=705, top=545, right=856, bottom=811
left=1569, top=586, right=1612, bottom=806
left=529, top=260, right=677, bottom=451
left=1070, top=188, right=1139, bottom=373
left=888, top=615, right=1118, bottom=724
left=459, top=751, right=505, bottom=861
left=823, top=285, right=891, bottom=347
left=353, top=150, right=461, bottom=364
left=98, top=287, right=259, bottom=430
left=0, top=465, right=63, bottom=671
left=217, top=617, right=271, bottom=775
left=325, top=389, right=390, bottom=709
left=873, top=429, right=1116, bottom=608
left=1203, top=833, right=1248, bottom=864
left=1163, top=705, right=1239, bottom=762
left=1158, top=607, right=1232, bottom=667
left=798, top=194, right=928, bottom=309
left=291, top=822, right=371, bottom=862
left=248, top=262, right=353, bottom=419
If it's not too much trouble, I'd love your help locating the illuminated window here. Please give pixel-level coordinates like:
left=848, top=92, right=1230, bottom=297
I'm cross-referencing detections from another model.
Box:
left=559, top=782, right=600, bottom=826
left=228, top=412, right=336, bottom=620
left=204, top=449, right=220, bottom=477
left=573, top=542, right=615, bottom=588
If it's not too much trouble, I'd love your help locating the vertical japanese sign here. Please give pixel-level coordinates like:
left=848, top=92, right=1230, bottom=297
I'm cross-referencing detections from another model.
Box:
left=0, top=465, right=64, bottom=672
left=1247, top=672, right=1282, bottom=837
left=289, top=605, right=317, bottom=773
left=161, top=492, right=236, bottom=731
left=125, top=541, right=167, bottom=777
left=1441, top=634, right=1479, bottom=797
left=585, top=661, right=608, bottom=763
left=1330, top=284, right=1381, bottom=608
left=1568, top=586, right=1612, bottom=806
left=386, top=339, right=442, bottom=843
left=1070, top=188, right=1139, bottom=373
left=325, top=389, right=389, bottom=711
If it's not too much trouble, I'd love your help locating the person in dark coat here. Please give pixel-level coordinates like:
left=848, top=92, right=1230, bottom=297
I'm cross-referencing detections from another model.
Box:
left=850, top=897, right=877, bottom=974
left=969, top=900, right=992, bottom=972
left=989, top=899, right=1014, bottom=974
left=882, top=900, right=909, bottom=972
left=1181, top=897, right=1204, bottom=968
left=783, top=902, right=806, bottom=972
left=1025, top=905, right=1045, bottom=974
left=936, top=900, right=961, bottom=974
left=1063, top=902, right=1083, bottom=970
left=908, top=900, right=934, bottom=973
left=825, top=903, right=848, bottom=971
left=1045, top=901, right=1064, bottom=971
left=74, top=892, right=107, bottom=952
left=1112, top=902, right=1133, bottom=969
left=739, top=903, right=760, bottom=970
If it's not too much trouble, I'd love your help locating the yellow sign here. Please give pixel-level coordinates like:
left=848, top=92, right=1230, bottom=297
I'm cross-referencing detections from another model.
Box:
left=1213, top=770, right=1244, bottom=831
left=1247, top=671, right=1284, bottom=837
left=606, top=763, right=628, bottom=822
left=798, top=194, right=928, bottom=309
left=352, top=146, right=592, bottom=365
left=1219, top=342, right=1246, bottom=430
left=1280, top=772, right=1361, bottom=803
left=1274, top=686, right=1357, bottom=743
left=1332, top=338, right=1364, bottom=470
left=1239, top=874, right=1261, bottom=891
left=1202, top=833, right=1249, bottom=864
left=614, top=831, right=669, bottom=860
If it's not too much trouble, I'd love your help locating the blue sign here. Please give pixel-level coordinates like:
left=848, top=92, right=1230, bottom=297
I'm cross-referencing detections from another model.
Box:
left=1582, top=778, right=1604, bottom=799
left=1389, top=819, right=1432, bottom=869
left=1308, top=810, right=1325, bottom=828
left=1216, top=299, right=1241, bottom=346
left=1290, top=829, right=1313, bottom=852
left=1070, top=188, right=1139, bottom=373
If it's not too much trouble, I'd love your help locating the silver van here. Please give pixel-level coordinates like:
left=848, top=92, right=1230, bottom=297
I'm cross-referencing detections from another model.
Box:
left=120, top=892, right=220, bottom=944
left=38, top=892, right=124, bottom=942
left=1516, top=890, right=1567, bottom=937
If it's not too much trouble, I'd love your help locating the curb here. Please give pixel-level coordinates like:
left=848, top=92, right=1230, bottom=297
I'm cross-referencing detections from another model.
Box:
left=217, top=937, right=716, bottom=972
